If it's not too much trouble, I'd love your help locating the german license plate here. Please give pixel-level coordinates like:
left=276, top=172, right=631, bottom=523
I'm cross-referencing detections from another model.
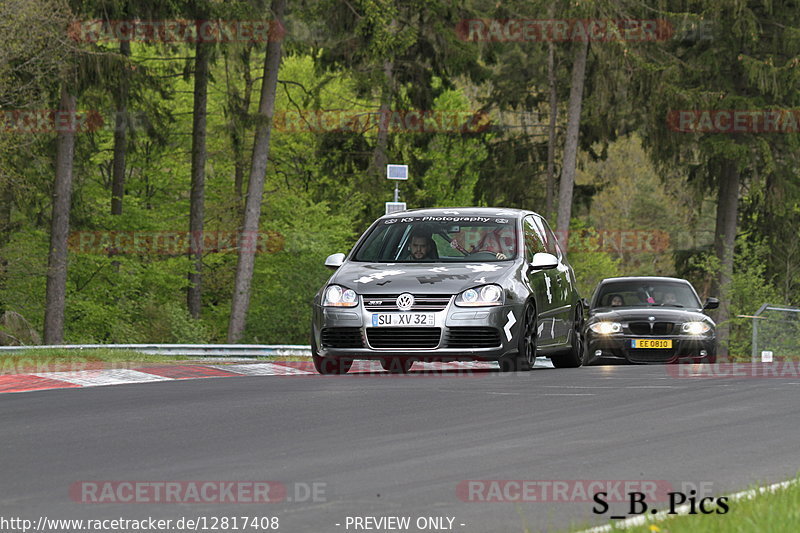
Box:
left=631, top=339, right=672, bottom=349
left=372, top=313, right=434, bottom=327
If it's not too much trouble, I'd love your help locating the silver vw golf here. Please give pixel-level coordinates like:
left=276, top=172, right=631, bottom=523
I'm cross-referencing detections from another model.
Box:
left=310, top=208, right=584, bottom=374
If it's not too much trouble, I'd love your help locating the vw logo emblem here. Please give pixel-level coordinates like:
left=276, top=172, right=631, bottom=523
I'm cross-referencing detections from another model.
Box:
left=396, top=293, right=415, bottom=311
left=648, top=316, right=656, bottom=321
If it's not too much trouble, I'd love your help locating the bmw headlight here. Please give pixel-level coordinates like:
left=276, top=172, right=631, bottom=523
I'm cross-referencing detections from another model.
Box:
left=681, top=321, right=711, bottom=335
left=589, top=322, right=622, bottom=335
left=323, top=285, right=358, bottom=307
left=454, top=284, right=504, bottom=307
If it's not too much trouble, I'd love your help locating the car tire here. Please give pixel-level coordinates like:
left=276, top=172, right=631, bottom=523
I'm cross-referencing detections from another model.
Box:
left=551, top=304, right=584, bottom=368
left=381, top=357, right=414, bottom=373
left=499, top=303, right=536, bottom=372
left=311, top=336, right=353, bottom=375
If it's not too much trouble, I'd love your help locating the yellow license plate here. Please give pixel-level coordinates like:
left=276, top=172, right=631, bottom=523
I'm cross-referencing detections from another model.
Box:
left=631, top=339, right=672, bottom=349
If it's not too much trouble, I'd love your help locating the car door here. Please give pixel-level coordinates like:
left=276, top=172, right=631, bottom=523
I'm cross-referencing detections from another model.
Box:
left=523, top=216, right=558, bottom=345
left=534, top=216, right=573, bottom=344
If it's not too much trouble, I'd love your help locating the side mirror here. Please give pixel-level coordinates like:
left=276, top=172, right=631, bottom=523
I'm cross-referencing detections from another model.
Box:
left=581, top=298, right=590, bottom=310
left=529, top=252, right=558, bottom=271
left=324, top=253, right=345, bottom=269
left=703, top=297, right=719, bottom=310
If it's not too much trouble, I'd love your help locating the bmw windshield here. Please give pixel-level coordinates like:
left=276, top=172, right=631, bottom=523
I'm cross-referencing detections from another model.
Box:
left=352, top=215, right=518, bottom=263
left=594, top=281, right=701, bottom=309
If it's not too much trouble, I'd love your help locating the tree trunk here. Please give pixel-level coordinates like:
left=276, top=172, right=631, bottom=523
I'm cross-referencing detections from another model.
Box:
left=110, top=39, right=131, bottom=218
left=370, top=60, right=394, bottom=182
left=187, top=41, right=211, bottom=319
left=545, top=26, right=557, bottom=221
left=110, top=40, right=131, bottom=272
left=227, top=43, right=254, bottom=211
left=227, top=0, right=285, bottom=342
left=555, top=39, right=589, bottom=244
left=43, top=87, right=77, bottom=344
left=713, top=159, right=740, bottom=359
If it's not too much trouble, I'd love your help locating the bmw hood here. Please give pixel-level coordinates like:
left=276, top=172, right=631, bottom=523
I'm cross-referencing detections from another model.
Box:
left=329, top=261, right=517, bottom=295
left=589, top=307, right=713, bottom=324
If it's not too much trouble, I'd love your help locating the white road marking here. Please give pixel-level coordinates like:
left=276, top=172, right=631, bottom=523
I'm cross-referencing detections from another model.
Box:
left=33, top=369, right=172, bottom=387
left=216, top=364, right=314, bottom=376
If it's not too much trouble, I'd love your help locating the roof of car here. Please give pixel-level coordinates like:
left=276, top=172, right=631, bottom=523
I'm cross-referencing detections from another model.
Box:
left=381, top=207, right=536, bottom=219
left=598, top=276, right=692, bottom=285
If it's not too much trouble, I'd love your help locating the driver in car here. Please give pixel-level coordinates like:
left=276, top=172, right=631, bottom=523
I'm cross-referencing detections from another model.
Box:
left=407, top=232, right=437, bottom=260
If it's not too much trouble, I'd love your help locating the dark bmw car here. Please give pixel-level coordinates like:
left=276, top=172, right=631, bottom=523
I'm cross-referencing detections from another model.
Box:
left=311, top=207, right=584, bottom=374
left=584, top=276, right=719, bottom=365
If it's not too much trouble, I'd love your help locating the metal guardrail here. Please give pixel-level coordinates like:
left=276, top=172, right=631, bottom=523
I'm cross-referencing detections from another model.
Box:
left=0, top=344, right=312, bottom=357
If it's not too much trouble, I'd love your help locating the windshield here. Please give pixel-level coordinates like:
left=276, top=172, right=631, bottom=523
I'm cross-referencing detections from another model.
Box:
left=352, top=215, right=518, bottom=263
left=593, top=280, right=700, bottom=309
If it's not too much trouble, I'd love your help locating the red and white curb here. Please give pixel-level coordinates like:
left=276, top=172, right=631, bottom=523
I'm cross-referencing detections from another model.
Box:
left=0, top=359, right=554, bottom=395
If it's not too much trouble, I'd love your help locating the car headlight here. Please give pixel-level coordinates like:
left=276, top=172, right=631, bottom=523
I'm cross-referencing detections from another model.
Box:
left=454, top=284, right=504, bottom=307
left=323, top=285, right=358, bottom=307
left=589, top=322, right=622, bottom=335
left=681, top=321, right=711, bottom=335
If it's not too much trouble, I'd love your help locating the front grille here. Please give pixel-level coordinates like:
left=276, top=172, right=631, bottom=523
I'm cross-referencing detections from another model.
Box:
left=653, top=322, right=674, bottom=335
left=321, top=327, right=364, bottom=348
left=627, top=348, right=677, bottom=363
left=628, top=322, right=674, bottom=335
left=366, top=328, right=441, bottom=348
left=446, top=327, right=502, bottom=348
left=629, top=322, right=652, bottom=335
left=363, top=294, right=451, bottom=312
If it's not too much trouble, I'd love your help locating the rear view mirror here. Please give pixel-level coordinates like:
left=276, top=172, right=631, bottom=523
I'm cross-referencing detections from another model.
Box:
left=704, top=297, right=720, bottom=310
left=529, top=252, right=558, bottom=271
left=324, top=253, right=345, bottom=269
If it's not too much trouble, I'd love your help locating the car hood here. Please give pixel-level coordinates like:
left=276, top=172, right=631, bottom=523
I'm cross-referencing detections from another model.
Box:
left=589, top=307, right=713, bottom=324
left=330, top=261, right=517, bottom=295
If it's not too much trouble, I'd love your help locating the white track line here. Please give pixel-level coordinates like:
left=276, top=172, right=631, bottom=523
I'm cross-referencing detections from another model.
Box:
left=33, top=369, right=172, bottom=387
left=211, top=363, right=314, bottom=376
left=578, top=478, right=797, bottom=533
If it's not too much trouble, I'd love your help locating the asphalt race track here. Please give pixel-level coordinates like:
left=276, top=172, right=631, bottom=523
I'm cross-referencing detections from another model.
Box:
left=2, top=364, right=800, bottom=533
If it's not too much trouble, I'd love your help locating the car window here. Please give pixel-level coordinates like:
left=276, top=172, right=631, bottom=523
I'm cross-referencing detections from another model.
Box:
left=594, top=281, right=701, bottom=308
left=523, top=216, right=546, bottom=261
left=352, top=215, right=518, bottom=262
left=542, top=221, right=564, bottom=259
left=530, top=216, right=561, bottom=259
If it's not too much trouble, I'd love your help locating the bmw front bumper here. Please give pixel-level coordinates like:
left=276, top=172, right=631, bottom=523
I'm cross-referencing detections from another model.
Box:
left=585, top=333, right=717, bottom=364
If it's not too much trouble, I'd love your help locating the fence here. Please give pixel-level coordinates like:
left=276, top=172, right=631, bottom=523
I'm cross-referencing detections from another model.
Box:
left=748, top=305, right=800, bottom=362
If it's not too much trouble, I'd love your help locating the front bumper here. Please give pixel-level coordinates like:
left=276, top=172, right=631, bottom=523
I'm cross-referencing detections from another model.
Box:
left=312, top=301, right=521, bottom=361
left=586, top=334, right=717, bottom=364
